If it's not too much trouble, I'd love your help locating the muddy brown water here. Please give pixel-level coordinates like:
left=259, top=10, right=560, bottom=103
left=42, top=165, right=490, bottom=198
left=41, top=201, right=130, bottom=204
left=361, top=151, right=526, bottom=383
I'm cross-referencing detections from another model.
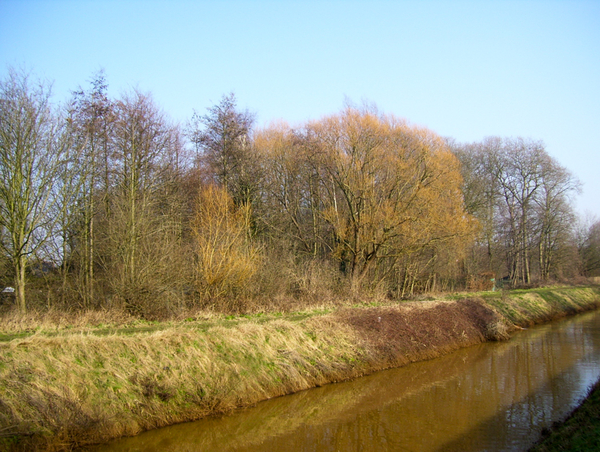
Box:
left=92, top=310, right=600, bottom=452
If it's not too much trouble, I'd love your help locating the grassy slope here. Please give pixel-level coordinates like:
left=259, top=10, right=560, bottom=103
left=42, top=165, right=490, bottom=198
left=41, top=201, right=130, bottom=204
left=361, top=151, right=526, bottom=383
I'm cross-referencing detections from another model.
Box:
left=0, top=286, right=598, bottom=452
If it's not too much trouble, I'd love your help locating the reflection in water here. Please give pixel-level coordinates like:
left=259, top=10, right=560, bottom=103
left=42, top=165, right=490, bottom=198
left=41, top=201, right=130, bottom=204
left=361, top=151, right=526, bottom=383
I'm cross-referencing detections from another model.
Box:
left=93, top=311, right=600, bottom=452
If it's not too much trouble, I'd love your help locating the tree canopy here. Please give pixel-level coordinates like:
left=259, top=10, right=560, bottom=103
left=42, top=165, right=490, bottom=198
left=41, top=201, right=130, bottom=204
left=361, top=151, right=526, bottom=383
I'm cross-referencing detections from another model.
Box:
left=0, top=70, right=592, bottom=315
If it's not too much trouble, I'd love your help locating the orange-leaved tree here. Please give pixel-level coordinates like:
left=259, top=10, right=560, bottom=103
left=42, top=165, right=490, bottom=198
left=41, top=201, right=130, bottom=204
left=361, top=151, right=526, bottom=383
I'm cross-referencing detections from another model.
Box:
left=306, top=104, right=475, bottom=292
left=191, top=185, right=261, bottom=304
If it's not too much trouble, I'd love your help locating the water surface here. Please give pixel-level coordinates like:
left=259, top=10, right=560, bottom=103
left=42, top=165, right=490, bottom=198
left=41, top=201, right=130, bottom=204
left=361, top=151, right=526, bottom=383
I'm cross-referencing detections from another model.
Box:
left=94, top=310, right=600, bottom=451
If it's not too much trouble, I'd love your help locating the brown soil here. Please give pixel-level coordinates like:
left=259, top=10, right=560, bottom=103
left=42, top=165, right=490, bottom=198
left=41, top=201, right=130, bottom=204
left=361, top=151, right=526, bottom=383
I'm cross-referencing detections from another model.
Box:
left=336, top=298, right=508, bottom=369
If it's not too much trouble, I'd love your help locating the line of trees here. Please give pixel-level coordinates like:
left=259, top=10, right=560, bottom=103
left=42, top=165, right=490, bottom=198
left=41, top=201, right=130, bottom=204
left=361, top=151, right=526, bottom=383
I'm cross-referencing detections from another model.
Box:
left=450, top=137, right=590, bottom=289
left=1, top=69, right=598, bottom=316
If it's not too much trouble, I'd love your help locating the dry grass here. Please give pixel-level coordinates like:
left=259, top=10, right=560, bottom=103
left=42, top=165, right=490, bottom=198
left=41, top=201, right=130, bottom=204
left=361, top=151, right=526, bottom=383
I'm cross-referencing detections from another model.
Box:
left=0, top=286, right=598, bottom=451
left=0, top=315, right=363, bottom=451
left=0, top=308, right=135, bottom=336
left=483, top=287, right=600, bottom=327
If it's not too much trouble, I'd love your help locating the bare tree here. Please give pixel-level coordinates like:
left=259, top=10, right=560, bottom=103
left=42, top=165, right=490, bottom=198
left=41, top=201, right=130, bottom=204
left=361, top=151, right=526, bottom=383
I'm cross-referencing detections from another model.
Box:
left=453, top=136, right=581, bottom=285
left=451, top=137, right=504, bottom=275
left=102, top=89, right=184, bottom=314
left=0, top=69, right=65, bottom=312
left=188, top=93, right=258, bottom=207
left=254, top=121, right=331, bottom=257
left=577, top=218, right=600, bottom=277
left=70, top=72, right=113, bottom=305
left=534, top=158, right=581, bottom=280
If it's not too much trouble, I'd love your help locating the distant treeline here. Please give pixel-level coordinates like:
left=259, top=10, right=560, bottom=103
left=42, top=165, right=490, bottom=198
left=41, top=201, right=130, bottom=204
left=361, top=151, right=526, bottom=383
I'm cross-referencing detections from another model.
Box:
left=1, top=68, right=599, bottom=316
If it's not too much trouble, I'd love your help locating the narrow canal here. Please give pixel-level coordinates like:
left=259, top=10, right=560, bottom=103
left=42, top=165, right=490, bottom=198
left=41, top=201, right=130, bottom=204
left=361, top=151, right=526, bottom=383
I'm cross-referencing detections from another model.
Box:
left=93, top=310, right=600, bottom=451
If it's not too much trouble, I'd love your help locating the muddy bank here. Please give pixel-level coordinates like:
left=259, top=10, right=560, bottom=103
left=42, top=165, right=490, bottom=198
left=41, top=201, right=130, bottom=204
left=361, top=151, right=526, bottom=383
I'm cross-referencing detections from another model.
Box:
left=0, top=286, right=598, bottom=451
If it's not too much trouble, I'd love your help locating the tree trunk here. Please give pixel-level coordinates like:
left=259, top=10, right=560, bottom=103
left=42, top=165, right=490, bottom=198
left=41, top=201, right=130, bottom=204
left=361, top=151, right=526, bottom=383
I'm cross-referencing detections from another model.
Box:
left=15, top=254, right=27, bottom=314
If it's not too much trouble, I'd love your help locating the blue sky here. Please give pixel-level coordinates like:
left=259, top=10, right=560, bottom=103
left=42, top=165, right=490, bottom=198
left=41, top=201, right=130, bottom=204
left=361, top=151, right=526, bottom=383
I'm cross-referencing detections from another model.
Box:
left=1, top=0, right=599, bottom=217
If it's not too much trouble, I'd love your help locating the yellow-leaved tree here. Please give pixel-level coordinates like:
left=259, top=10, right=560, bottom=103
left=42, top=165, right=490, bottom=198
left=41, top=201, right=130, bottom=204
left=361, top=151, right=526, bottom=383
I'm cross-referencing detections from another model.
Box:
left=191, top=185, right=261, bottom=305
left=306, top=105, right=476, bottom=293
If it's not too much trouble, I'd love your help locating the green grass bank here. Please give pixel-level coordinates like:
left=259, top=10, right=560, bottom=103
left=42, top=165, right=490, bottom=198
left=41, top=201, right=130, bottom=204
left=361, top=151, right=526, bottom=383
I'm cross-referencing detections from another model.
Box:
left=1, top=286, right=599, bottom=451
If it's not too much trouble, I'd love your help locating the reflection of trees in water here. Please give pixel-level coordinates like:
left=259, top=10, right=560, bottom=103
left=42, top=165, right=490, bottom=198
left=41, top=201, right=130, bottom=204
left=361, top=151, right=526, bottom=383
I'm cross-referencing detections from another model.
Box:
left=96, top=312, right=600, bottom=452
